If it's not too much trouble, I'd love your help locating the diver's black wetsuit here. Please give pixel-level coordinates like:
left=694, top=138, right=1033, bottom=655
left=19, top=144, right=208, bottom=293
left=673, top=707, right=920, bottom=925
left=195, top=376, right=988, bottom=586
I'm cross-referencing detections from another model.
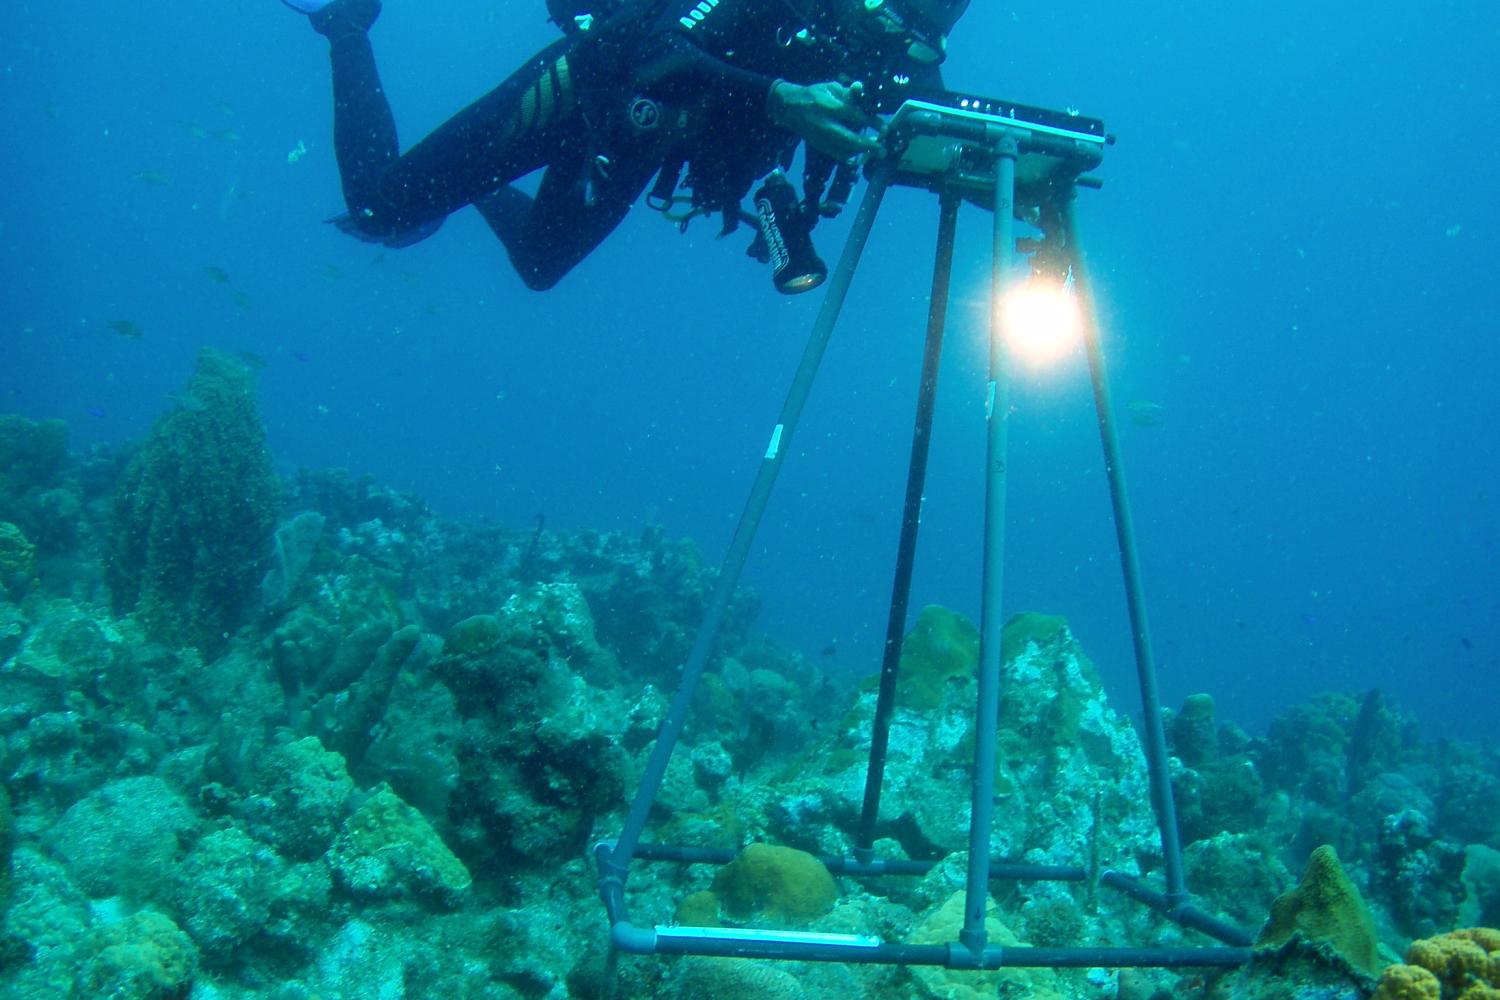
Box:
left=312, top=0, right=920, bottom=289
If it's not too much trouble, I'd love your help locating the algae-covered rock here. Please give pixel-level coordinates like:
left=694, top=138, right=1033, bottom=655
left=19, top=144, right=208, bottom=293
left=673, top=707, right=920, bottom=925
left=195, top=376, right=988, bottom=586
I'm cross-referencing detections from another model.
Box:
left=0, top=414, right=69, bottom=499
left=675, top=889, right=722, bottom=927
left=238, top=735, right=356, bottom=861
left=271, top=555, right=403, bottom=701
left=8, top=598, right=122, bottom=694
left=676, top=957, right=808, bottom=1000
left=0, top=415, right=79, bottom=555
left=76, top=910, right=198, bottom=1000
left=1376, top=808, right=1468, bottom=938
left=818, top=606, right=1157, bottom=886
left=0, top=782, right=12, bottom=919
left=908, top=890, right=1065, bottom=1000
left=895, top=604, right=981, bottom=711
left=712, top=843, right=837, bottom=924
left=1461, top=845, right=1500, bottom=928
left=1257, top=844, right=1380, bottom=977
left=1171, top=692, right=1220, bottom=767
left=0, top=521, right=36, bottom=599
left=328, top=783, right=471, bottom=905
left=362, top=672, right=463, bottom=818
left=444, top=612, right=502, bottom=656
left=1183, top=832, right=1293, bottom=931
left=499, top=581, right=611, bottom=672
left=46, top=775, right=199, bottom=903
left=3, top=846, right=91, bottom=993
left=171, top=826, right=290, bottom=963
left=107, top=347, right=279, bottom=652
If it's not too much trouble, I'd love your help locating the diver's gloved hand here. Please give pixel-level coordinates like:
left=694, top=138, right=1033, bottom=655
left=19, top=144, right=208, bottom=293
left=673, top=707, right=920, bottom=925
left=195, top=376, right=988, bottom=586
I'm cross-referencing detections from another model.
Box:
left=767, top=80, right=883, bottom=160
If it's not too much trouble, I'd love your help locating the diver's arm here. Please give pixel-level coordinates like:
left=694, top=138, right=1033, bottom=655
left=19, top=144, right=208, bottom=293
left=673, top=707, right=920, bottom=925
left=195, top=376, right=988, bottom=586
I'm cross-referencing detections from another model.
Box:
left=632, top=0, right=785, bottom=113
left=634, top=0, right=880, bottom=158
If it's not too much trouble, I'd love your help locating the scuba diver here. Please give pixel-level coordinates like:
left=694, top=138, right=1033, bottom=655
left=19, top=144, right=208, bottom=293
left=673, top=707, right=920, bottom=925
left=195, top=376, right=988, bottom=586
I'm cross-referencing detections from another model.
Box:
left=282, top=0, right=969, bottom=291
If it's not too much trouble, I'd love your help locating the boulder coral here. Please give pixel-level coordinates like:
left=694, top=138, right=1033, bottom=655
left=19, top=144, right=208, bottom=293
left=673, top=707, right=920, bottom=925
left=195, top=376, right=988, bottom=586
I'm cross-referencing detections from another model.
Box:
left=711, top=843, right=837, bottom=924
left=106, top=348, right=279, bottom=652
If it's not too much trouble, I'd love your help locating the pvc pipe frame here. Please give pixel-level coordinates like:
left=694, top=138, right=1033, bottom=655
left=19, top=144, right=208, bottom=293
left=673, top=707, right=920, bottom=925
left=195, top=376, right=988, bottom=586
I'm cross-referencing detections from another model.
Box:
left=598, top=121, right=1246, bottom=970
left=597, top=845, right=1248, bottom=969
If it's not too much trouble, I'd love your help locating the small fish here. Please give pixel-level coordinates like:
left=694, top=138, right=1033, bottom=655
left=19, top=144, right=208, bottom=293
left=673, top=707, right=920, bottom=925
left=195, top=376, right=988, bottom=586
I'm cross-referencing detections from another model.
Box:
left=85, top=405, right=106, bottom=419
left=216, top=101, right=237, bottom=117
left=107, top=319, right=144, bottom=340
left=319, top=264, right=345, bottom=282
left=132, top=170, right=172, bottom=186
left=293, top=351, right=312, bottom=363
left=286, top=139, right=309, bottom=164
left=42, top=101, right=61, bottom=120
left=212, top=129, right=241, bottom=144
left=1127, top=399, right=1165, bottom=428
left=204, top=265, right=231, bottom=284
left=238, top=351, right=267, bottom=370
left=818, top=641, right=838, bottom=658
left=182, top=122, right=211, bottom=140
left=230, top=290, right=252, bottom=311
left=1460, top=636, right=1473, bottom=651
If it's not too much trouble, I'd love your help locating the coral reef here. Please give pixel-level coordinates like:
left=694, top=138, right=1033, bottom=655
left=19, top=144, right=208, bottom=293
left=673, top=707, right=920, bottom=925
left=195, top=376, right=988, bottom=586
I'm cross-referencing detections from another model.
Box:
left=1, top=405, right=1498, bottom=1000
left=106, top=349, right=278, bottom=651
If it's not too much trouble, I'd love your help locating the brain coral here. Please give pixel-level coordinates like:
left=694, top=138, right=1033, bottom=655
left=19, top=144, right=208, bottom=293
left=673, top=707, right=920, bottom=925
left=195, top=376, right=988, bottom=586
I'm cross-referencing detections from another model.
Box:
left=711, top=843, right=837, bottom=924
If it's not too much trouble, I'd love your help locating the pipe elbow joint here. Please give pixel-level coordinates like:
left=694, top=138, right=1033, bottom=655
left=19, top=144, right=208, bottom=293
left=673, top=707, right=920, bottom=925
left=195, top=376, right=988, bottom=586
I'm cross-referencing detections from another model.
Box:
left=610, top=921, right=658, bottom=955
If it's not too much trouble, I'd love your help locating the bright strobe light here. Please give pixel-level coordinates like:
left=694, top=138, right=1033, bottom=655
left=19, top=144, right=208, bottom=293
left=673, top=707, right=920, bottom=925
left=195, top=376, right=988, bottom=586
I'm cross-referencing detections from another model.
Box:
left=1000, top=269, right=1082, bottom=365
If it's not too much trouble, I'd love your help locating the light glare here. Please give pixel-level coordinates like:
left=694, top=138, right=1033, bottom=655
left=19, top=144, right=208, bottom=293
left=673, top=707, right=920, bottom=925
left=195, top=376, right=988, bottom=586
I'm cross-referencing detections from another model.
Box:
left=1001, top=278, right=1081, bottom=364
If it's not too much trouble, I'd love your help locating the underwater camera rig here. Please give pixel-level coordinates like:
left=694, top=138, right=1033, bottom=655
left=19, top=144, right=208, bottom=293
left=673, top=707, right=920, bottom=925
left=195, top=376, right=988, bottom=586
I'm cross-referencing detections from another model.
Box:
left=596, top=90, right=1255, bottom=977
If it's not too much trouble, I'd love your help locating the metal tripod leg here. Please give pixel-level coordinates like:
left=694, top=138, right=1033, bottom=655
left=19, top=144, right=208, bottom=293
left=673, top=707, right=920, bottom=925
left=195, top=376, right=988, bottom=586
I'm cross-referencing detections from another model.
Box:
left=603, top=166, right=895, bottom=881
left=855, top=189, right=962, bottom=862
left=1061, top=196, right=1188, bottom=906
left=958, top=135, right=1023, bottom=957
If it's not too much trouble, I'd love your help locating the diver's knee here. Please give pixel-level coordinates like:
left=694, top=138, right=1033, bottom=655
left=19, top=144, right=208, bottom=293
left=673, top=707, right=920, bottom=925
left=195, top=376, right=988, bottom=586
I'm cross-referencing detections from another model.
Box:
left=518, top=267, right=564, bottom=292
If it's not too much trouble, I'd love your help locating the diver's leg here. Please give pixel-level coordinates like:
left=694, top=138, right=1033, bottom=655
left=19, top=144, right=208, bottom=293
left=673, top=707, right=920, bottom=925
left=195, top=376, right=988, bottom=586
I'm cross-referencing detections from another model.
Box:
left=474, top=155, right=658, bottom=291
left=310, top=0, right=400, bottom=227
left=320, top=31, right=583, bottom=245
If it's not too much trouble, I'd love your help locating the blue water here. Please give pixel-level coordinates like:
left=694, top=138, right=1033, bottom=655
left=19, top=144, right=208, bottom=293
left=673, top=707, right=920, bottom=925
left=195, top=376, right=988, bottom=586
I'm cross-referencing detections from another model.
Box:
left=2, top=1, right=1495, bottom=740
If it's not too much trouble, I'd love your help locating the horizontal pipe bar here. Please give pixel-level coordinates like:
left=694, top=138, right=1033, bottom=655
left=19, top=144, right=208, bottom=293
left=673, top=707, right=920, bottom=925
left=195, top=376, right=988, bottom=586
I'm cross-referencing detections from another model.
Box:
left=626, top=843, right=1085, bottom=882
left=612, top=922, right=1250, bottom=970
left=1100, top=870, right=1254, bottom=947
